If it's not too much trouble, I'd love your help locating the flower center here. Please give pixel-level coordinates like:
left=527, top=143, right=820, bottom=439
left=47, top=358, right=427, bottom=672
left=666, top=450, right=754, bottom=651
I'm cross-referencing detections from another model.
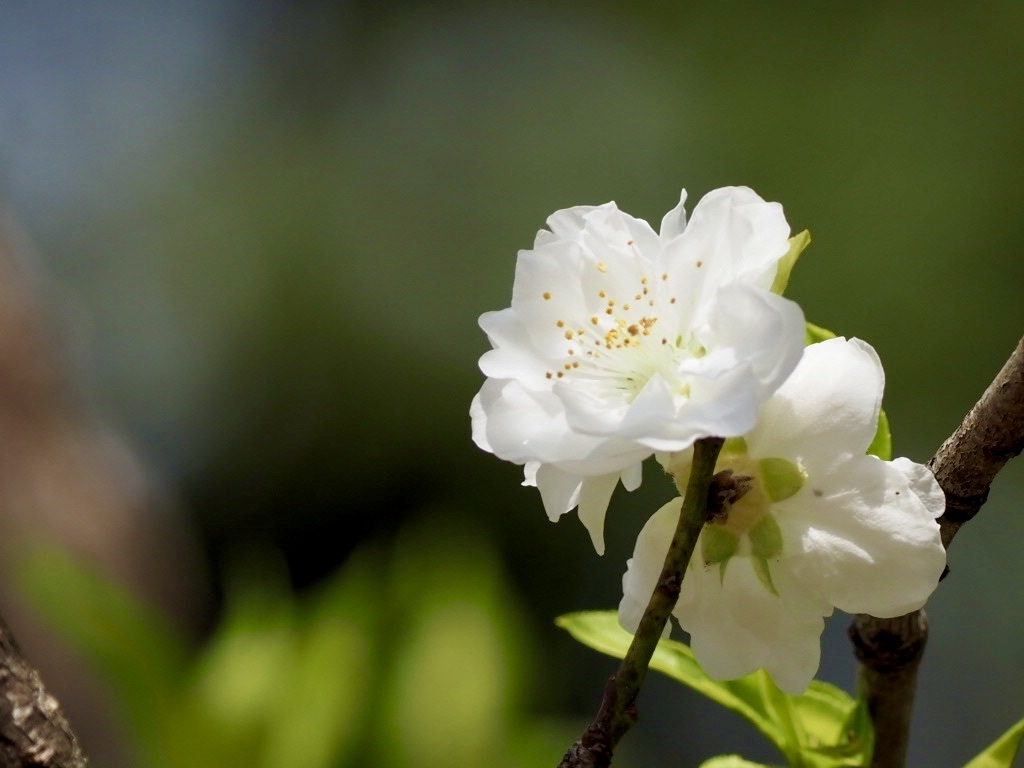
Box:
left=668, top=439, right=806, bottom=594
left=542, top=262, right=702, bottom=401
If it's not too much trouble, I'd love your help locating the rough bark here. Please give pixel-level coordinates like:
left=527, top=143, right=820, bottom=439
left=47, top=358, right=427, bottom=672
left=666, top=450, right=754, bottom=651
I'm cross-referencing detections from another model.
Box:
left=0, top=618, right=85, bottom=767
left=853, top=334, right=1024, bottom=768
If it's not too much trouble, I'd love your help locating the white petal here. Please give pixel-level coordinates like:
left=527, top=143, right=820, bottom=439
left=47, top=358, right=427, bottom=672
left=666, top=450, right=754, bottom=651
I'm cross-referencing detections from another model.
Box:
left=619, top=497, right=681, bottom=632
left=658, top=189, right=689, bottom=241
left=746, top=338, right=883, bottom=473
left=469, top=391, right=492, bottom=452
left=777, top=454, right=946, bottom=617
left=581, top=202, right=661, bottom=259
left=675, top=553, right=825, bottom=693
left=616, top=373, right=697, bottom=449
left=892, top=457, right=945, bottom=518
left=477, top=310, right=550, bottom=380
left=545, top=205, right=599, bottom=242
left=532, top=460, right=647, bottom=552
left=578, top=473, right=621, bottom=555
left=695, top=283, right=806, bottom=413
left=621, top=459, right=644, bottom=492
left=533, top=464, right=583, bottom=522
left=664, top=186, right=790, bottom=304
left=472, top=379, right=567, bottom=464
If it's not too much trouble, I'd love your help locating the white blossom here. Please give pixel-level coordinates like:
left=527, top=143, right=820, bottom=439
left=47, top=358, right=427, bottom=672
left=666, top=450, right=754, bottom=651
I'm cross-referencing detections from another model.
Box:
left=619, top=337, right=947, bottom=693
left=471, top=188, right=806, bottom=553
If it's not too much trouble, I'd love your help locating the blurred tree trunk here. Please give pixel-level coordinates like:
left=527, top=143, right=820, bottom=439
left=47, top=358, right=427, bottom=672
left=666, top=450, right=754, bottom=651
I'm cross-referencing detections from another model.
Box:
left=0, top=214, right=209, bottom=767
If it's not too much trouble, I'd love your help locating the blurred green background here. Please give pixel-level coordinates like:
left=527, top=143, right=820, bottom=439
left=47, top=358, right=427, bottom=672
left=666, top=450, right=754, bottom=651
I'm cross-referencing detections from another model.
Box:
left=1, top=2, right=1022, bottom=766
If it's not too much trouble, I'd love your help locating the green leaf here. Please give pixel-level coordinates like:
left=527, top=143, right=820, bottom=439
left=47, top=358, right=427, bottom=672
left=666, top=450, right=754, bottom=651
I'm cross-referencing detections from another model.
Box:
left=804, top=322, right=837, bottom=346
left=963, top=714, right=1024, bottom=768
left=866, top=409, right=892, bottom=461
left=17, top=547, right=189, bottom=768
left=699, top=756, right=777, bottom=768
left=557, top=611, right=785, bottom=751
left=261, top=552, right=377, bottom=768
left=771, top=230, right=811, bottom=295
left=556, top=611, right=873, bottom=768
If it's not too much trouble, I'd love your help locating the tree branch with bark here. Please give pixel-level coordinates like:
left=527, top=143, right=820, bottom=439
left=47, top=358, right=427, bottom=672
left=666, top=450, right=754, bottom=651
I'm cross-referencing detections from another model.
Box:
left=0, top=618, right=85, bottom=768
left=851, top=333, right=1024, bottom=768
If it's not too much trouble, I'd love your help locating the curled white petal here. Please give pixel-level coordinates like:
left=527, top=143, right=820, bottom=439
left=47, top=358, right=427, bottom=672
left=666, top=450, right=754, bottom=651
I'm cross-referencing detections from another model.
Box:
left=746, top=337, right=883, bottom=473
left=892, top=456, right=945, bottom=518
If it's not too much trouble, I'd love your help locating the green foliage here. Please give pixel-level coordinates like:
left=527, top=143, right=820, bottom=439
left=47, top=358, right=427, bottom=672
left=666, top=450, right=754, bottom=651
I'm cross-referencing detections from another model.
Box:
left=803, top=322, right=837, bottom=346
left=557, top=611, right=873, bottom=768
left=18, top=520, right=567, bottom=768
left=866, top=409, right=892, bottom=462
left=771, top=231, right=812, bottom=296
left=963, top=714, right=1024, bottom=768
left=699, top=756, right=778, bottom=768
left=19, top=547, right=190, bottom=768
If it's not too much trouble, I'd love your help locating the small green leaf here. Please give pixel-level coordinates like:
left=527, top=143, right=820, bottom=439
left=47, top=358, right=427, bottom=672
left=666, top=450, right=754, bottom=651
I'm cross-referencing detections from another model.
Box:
left=771, top=230, right=811, bottom=295
left=866, top=409, right=892, bottom=461
left=556, top=612, right=784, bottom=750
left=963, top=714, right=1024, bottom=768
left=699, top=756, right=776, bottom=768
left=804, top=322, right=837, bottom=346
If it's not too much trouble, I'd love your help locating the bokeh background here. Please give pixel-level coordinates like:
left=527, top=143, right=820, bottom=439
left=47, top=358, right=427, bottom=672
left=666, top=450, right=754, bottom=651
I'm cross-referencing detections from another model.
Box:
left=0, top=2, right=1022, bottom=766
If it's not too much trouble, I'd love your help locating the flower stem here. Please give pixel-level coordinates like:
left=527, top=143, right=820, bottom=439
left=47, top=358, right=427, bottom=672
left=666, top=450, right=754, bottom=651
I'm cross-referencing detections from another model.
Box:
left=559, top=436, right=724, bottom=768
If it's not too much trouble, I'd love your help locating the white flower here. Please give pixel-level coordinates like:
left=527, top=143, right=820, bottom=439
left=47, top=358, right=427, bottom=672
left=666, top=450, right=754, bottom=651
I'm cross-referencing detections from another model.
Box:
left=470, top=187, right=806, bottom=553
left=618, top=337, right=947, bottom=693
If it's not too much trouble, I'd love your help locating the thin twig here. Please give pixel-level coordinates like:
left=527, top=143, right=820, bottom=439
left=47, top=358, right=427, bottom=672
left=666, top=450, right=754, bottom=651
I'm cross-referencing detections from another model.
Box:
left=852, top=333, right=1024, bottom=768
left=558, top=437, right=724, bottom=768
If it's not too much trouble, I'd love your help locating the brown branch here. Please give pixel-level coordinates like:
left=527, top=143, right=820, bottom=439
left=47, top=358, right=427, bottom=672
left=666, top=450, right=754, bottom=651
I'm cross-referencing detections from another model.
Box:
left=848, top=610, right=928, bottom=768
left=930, top=334, right=1024, bottom=550
left=558, top=437, right=725, bottom=768
left=0, top=617, right=86, bottom=767
left=851, top=333, right=1024, bottom=768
